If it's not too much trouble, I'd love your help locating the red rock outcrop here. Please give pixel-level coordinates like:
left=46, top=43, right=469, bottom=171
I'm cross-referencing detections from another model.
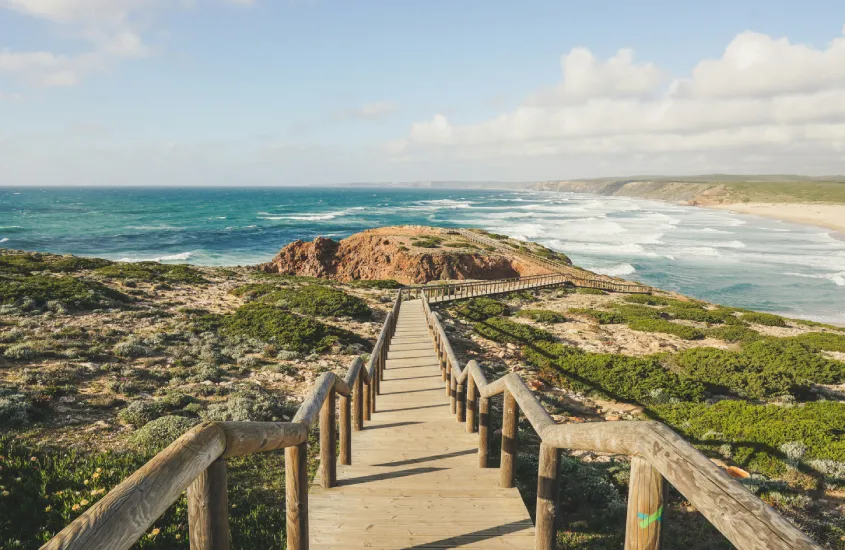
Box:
left=261, top=227, right=549, bottom=284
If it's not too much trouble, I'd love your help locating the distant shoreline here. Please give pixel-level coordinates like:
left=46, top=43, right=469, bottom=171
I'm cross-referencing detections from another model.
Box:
left=703, top=202, right=845, bottom=234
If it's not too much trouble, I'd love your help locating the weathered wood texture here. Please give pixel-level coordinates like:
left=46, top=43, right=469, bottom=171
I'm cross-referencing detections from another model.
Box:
left=285, top=442, right=309, bottom=550
left=500, top=390, right=519, bottom=489
left=534, top=444, right=560, bottom=550
left=309, top=299, right=534, bottom=549
left=319, top=388, right=337, bottom=489
left=188, top=458, right=230, bottom=550
left=625, top=457, right=666, bottom=550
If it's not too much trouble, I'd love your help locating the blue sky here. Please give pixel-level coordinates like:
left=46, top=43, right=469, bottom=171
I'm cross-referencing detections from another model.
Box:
left=2, top=0, right=845, bottom=185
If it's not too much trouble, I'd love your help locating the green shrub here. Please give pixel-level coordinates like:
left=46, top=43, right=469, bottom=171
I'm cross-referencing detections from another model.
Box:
left=789, top=332, right=845, bottom=353
left=0, top=275, right=130, bottom=311
left=576, top=287, right=607, bottom=295
left=523, top=341, right=705, bottom=404
left=411, top=236, right=443, bottom=248
left=0, top=389, right=38, bottom=428
left=95, top=262, right=206, bottom=284
left=623, top=294, right=677, bottom=306
left=129, top=415, right=200, bottom=451
left=473, top=317, right=556, bottom=345
left=672, top=339, right=845, bottom=399
left=0, top=253, right=112, bottom=275
left=664, top=304, right=734, bottom=324
left=706, top=325, right=761, bottom=344
left=612, top=304, right=664, bottom=321
left=567, top=308, right=626, bottom=324
left=452, top=297, right=510, bottom=321
left=628, top=318, right=705, bottom=340
left=516, top=309, right=567, bottom=324
left=230, top=283, right=279, bottom=299
left=224, top=303, right=359, bottom=353
left=262, top=285, right=371, bottom=320
left=651, top=400, right=845, bottom=478
left=346, top=279, right=403, bottom=290
left=201, top=389, right=295, bottom=422
left=3, top=343, right=37, bottom=360
left=742, top=311, right=788, bottom=327
left=118, top=400, right=169, bottom=427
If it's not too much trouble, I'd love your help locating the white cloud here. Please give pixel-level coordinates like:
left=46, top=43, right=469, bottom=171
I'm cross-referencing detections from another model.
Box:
left=394, top=25, right=845, bottom=177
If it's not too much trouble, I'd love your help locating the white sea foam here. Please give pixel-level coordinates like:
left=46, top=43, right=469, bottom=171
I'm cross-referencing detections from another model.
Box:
left=116, top=252, right=193, bottom=262
left=784, top=271, right=845, bottom=287
left=705, top=240, right=746, bottom=249
left=593, top=263, right=637, bottom=276
left=679, top=246, right=722, bottom=257
left=416, top=199, right=473, bottom=208
left=550, top=239, right=647, bottom=255
left=0, top=238, right=8, bottom=243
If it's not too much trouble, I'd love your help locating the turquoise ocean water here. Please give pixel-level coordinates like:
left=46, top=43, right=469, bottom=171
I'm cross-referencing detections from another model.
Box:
left=1, top=187, right=844, bottom=324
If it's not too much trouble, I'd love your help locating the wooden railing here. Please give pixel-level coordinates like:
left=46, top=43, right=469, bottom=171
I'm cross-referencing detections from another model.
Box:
left=454, top=228, right=652, bottom=294
left=404, top=271, right=649, bottom=303
left=42, top=293, right=403, bottom=550
left=422, top=295, right=821, bottom=550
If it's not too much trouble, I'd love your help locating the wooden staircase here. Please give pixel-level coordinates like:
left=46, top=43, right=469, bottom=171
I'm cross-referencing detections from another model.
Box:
left=309, top=299, right=534, bottom=548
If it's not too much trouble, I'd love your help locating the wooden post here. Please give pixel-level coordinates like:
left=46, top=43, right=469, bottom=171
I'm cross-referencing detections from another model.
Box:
left=440, top=341, right=447, bottom=382
left=535, top=444, right=560, bottom=550
left=353, top=373, right=363, bottom=431
left=320, top=389, right=337, bottom=488
left=285, top=442, right=308, bottom=550
left=379, top=344, right=385, bottom=382
left=188, top=458, right=230, bottom=550
left=445, top=358, right=452, bottom=398
left=456, top=382, right=465, bottom=422
left=500, top=390, right=518, bottom=488
left=625, top=457, right=666, bottom=550
left=339, top=392, right=351, bottom=466
left=466, top=375, right=477, bottom=433
left=479, top=396, right=490, bottom=468
left=449, top=368, right=457, bottom=413
left=363, top=379, right=372, bottom=420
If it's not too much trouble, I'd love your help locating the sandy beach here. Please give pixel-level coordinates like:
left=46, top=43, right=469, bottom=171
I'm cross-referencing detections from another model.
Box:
left=708, top=202, right=845, bottom=234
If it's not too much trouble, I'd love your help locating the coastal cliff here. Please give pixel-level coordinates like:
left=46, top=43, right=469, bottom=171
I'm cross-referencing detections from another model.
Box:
left=260, top=226, right=550, bottom=284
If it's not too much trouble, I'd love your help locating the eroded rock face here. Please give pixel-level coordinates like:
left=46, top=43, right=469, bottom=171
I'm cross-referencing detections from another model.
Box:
left=261, top=228, right=547, bottom=284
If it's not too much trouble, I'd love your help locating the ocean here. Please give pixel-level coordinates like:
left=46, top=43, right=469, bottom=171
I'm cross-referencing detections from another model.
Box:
left=2, top=187, right=844, bottom=324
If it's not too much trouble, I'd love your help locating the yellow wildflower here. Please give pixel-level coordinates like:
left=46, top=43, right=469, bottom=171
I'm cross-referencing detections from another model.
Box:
left=45, top=506, right=52, bottom=512
left=91, top=472, right=101, bottom=480
left=95, top=467, right=102, bottom=473
left=71, top=504, right=80, bottom=511
left=30, top=457, right=37, bottom=462
left=150, top=528, right=160, bottom=537
left=83, top=479, right=89, bottom=485
left=1, top=491, right=9, bottom=497
left=80, top=499, right=89, bottom=506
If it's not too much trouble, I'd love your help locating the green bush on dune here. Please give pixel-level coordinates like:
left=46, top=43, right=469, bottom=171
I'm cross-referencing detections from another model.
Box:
left=706, top=325, right=761, bottom=344
left=671, top=339, right=845, bottom=399
left=523, top=341, right=705, bottom=404
left=651, top=400, right=845, bottom=479
left=452, top=297, right=510, bottom=321
left=741, top=311, right=788, bottom=327
left=515, top=309, right=567, bottom=324
left=568, top=308, right=626, bottom=324
left=232, top=284, right=372, bottom=320
left=473, top=317, right=555, bottom=345
left=0, top=253, right=113, bottom=275
left=789, top=331, right=845, bottom=353
left=0, top=274, right=131, bottom=311
left=95, top=262, right=207, bottom=284
left=627, top=318, right=705, bottom=340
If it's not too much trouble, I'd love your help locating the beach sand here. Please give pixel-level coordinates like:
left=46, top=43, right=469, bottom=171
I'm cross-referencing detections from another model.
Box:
left=708, top=202, right=845, bottom=234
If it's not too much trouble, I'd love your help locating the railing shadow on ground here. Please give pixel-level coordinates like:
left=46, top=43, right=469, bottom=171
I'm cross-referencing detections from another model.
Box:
left=401, top=519, right=534, bottom=550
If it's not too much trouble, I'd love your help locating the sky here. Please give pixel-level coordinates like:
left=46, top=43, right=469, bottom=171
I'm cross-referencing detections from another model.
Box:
left=2, top=0, right=845, bottom=186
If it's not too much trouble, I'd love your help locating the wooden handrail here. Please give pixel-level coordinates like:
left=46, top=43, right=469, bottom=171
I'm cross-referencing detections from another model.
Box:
left=43, top=300, right=400, bottom=550
left=422, top=294, right=821, bottom=550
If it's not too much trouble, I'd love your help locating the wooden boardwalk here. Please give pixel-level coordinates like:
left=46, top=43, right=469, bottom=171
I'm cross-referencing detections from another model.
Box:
left=309, top=299, right=534, bottom=549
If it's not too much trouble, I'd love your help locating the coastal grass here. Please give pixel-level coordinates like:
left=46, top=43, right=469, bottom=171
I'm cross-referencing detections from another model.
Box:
left=473, top=317, right=556, bottom=345
left=0, top=274, right=131, bottom=312
left=195, top=303, right=366, bottom=353
left=523, top=341, right=706, bottom=404
left=741, top=311, right=788, bottom=327
left=669, top=339, right=845, bottom=399
left=232, top=284, right=372, bottom=320
left=451, top=297, right=510, bottom=321
left=515, top=309, right=567, bottom=324
left=95, top=262, right=207, bottom=285
left=650, top=400, right=845, bottom=480
left=0, top=253, right=113, bottom=275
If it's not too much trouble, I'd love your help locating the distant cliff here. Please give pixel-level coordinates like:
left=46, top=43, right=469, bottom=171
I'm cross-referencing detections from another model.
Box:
left=260, top=226, right=549, bottom=284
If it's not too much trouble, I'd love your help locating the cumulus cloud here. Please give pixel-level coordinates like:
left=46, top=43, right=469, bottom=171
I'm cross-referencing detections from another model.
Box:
left=394, top=25, right=845, bottom=176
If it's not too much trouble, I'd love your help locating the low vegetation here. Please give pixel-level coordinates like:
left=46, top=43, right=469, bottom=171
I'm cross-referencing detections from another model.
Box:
left=232, top=284, right=372, bottom=320
left=0, top=274, right=131, bottom=312
left=451, top=297, right=510, bottom=321
left=473, top=317, right=556, bottom=345
left=95, top=262, right=207, bottom=284
left=515, top=309, right=567, bottom=324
